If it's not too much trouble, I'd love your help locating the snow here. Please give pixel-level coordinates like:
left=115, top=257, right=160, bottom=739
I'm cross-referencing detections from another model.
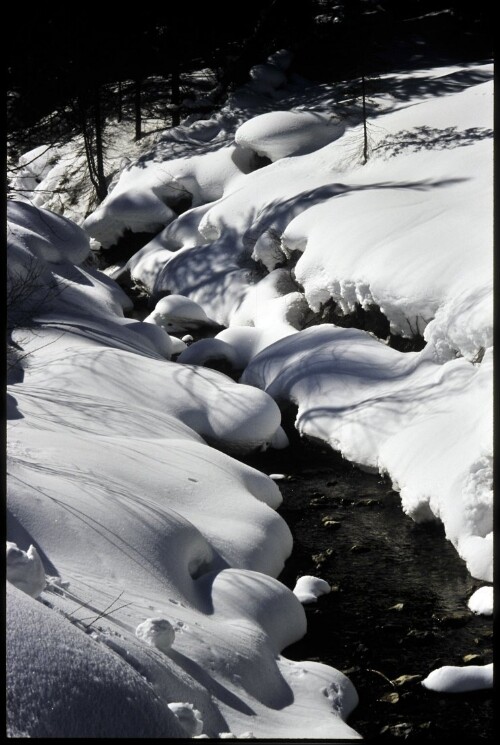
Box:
left=136, top=617, right=176, bottom=652
left=167, top=702, right=204, bottom=736
left=293, top=575, right=331, bottom=604
left=144, top=293, right=219, bottom=334
left=6, top=542, right=46, bottom=598
left=235, top=110, right=345, bottom=161
left=7, top=54, right=493, bottom=739
left=467, top=586, right=493, bottom=616
left=421, top=663, right=493, bottom=693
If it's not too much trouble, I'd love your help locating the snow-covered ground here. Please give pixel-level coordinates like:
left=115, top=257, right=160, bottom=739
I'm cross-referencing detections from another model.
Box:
left=7, top=54, right=493, bottom=737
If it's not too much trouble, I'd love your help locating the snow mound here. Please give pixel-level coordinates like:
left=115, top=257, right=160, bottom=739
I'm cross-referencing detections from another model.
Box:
left=293, top=576, right=331, bottom=604
left=6, top=584, right=188, bottom=738
left=421, top=663, right=493, bottom=693
left=144, top=293, right=219, bottom=334
left=467, top=586, right=493, bottom=616
left=235, top=110, right=345, bottom=161
left=135, top=618, right=176, bottom=652
left=8, top=199, right=91, bottom=268
left=168, top=702, right=204, bottom=737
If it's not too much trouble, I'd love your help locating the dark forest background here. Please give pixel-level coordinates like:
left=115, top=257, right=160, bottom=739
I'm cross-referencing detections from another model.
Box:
left=6, top=1, right=494, bottom=202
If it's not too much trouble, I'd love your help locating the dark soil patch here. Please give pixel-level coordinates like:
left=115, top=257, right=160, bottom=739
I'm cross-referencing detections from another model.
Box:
left=243, top=428, right=494, bottom=743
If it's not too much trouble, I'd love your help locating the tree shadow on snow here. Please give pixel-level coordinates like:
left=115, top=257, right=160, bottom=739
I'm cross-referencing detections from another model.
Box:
left=373, top=125, right=493, bottom=159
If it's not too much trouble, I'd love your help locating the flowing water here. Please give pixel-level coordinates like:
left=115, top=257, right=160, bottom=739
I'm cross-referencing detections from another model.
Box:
left=243, top=421, right=494, bottom=743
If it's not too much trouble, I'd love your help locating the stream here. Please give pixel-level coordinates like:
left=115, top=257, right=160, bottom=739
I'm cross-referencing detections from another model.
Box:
left=121, top=280, right=493, bottom=742
left=243, top=419, right=494, bottom=743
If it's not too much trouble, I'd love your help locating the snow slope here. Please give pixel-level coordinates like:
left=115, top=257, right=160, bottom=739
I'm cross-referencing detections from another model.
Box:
left=7, top=201, right=359, bottom=738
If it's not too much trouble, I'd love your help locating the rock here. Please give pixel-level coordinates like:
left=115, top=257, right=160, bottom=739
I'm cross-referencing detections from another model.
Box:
left=342, top=666, right=361, bottom=675
left=312, top=548, right=334, bottom=565
left=462, top=653, right=483, bottom=664
left=322, top=519, right=341, bottom=529
left=321, top=514, right=338, bottom=523
left=380, top=723, right=414, bottom=737
left=378, top=691, right=400, bottom=704
left=355, top=498, right=381, bottom=507
left=406, top=629, right=437, bottom=644
left=388, top=602, right=404, bottom=611
left=432, top=610, right=470, bottom=627
left=350, top=544, right=370, bottom=553
left=392, top=674, right=422, bottom=687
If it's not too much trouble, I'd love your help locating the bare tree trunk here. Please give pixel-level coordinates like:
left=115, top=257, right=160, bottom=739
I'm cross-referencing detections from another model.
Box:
left=94, top=87, right=107, bottom=201
left=362, top=74, right=368, bottom=165
left=134, top=78, right=142, bottom=140
left=117, top=80, right=122, bottom=122
left=171, top=64, right=181, bottom=127
left=78, top=91, right=107, bottom=204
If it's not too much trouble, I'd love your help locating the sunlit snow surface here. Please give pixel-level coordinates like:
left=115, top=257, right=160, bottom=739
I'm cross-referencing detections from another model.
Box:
left=7, top=58, right=492, bottom=738
left=421, top=663, right=493, bottom=693
left=293, top=575, right=331, bottom=604
left=467, top=586, right=493, bottom=616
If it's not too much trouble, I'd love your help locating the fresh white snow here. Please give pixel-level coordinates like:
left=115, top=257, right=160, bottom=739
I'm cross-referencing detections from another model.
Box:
left=467, top=586, right=494, bottom=616
left=293, top=575, right=331, bottom=604
left=421, top=663, right=493, bottom=693
left=7, top=54, right=493, bottom=739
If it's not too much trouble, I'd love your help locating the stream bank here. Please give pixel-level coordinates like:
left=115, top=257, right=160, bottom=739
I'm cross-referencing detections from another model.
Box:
left=119, top=276, right=493, bottom=742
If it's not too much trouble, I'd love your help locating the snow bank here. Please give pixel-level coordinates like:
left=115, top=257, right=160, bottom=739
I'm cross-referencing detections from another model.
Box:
left=283, top=140, right=491, bottom=347
left=242, top=328, right=493, bottom=580
left=6, top=583, right=188, bottom=738
left=7, top=200, right=360, bottom=739
left=83, top=144, right=252, bottom=248
left=8, top=199, right=91, bottom=267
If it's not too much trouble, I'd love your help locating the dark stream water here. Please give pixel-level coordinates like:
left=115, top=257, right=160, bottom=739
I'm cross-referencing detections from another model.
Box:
left=243, top=422, right=494, bottom=743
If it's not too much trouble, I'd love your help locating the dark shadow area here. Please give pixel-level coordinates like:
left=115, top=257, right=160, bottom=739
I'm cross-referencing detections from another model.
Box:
left=366, top=65, right=493, bottom=107
left=230, top=145, right=272, bottom=174
left=306, top=298, right=426, bottom=353
left=96, top=229, right=163, bottom=268
left=151, top=225, right=265, bottom=313
left=6, top=509, right=60, bottom=577
left=6, top=392, right=24, bottom=420
left=152, top=176, right=468, bottom=310
left=168, top=649, right=256, bottom=716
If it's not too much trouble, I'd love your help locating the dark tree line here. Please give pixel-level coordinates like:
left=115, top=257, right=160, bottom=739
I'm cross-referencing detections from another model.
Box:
left=6, top=1, right=493, bottom=203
